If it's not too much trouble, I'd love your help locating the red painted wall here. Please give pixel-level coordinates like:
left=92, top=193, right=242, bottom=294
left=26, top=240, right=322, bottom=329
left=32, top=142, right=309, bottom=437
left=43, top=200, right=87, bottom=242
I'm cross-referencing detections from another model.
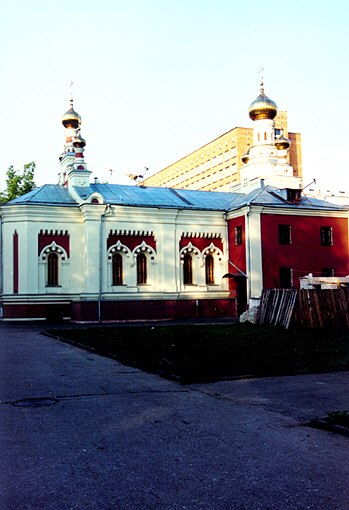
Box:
left=227, top=216, right=246, bottom=275
left=261, top=214, right=349, bottom=288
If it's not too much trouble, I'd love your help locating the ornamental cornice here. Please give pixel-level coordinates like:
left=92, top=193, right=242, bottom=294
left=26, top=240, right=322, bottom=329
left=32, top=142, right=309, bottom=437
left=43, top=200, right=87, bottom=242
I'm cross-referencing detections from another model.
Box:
left=181, top=232, right=223, bottom=239
left=109, top=229, right=155, bottom=237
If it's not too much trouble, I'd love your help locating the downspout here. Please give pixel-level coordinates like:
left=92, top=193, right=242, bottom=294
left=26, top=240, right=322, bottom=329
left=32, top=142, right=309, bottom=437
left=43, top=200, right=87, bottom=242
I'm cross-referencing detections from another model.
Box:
left=174, top=208, right=180, bottom=295
left=98, top=204, right=111, bottom=322
left=0, top=212, right=3, bottom=318
left=0, top=212, right=2, bottom=294
left=246, top=205, right=252, bottom=307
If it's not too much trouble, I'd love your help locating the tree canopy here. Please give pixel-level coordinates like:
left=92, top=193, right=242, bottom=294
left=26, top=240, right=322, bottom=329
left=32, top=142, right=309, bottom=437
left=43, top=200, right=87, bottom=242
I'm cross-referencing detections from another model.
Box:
left=0, top=162, right=36, bottom=203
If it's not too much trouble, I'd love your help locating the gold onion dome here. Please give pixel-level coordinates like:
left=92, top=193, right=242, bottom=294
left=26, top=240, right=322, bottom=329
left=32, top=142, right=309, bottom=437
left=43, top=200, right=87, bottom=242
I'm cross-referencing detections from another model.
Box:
left=249, top=84, right=277, bottom=121
left=73, top=132, right=86, bottom=148
left=62, top=99, right=81, bottom=128
left=275, top=130, right=291, bottom=150
left=241, top=149, right=250, bottom=164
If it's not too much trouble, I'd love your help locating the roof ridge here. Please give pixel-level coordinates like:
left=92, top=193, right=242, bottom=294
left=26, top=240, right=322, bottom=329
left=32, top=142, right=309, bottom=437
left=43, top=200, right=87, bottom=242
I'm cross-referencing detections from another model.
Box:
left=169, top=188, right=193, bottom=206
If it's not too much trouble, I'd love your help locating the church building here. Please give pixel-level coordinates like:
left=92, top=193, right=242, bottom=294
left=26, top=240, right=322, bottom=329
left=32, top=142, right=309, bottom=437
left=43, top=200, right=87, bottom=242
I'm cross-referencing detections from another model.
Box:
left=0, top=84, right=347, bottom=321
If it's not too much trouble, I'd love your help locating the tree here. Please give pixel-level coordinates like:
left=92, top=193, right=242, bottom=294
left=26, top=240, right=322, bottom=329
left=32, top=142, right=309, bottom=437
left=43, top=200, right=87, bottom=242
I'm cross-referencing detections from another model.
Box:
left=0, top=162, right=36, bottom=203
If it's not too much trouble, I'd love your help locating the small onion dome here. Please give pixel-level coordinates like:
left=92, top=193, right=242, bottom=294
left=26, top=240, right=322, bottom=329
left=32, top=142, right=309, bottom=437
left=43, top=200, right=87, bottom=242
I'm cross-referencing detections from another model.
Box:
left=241, top=149, right=250, bottom=164
left=72, top=132, right=86, bottom=148
left=62, top=99, right=81, bottom=128
left=275, top=131, right=291, bottom=150
left=249, top=86, right=277, bottom=121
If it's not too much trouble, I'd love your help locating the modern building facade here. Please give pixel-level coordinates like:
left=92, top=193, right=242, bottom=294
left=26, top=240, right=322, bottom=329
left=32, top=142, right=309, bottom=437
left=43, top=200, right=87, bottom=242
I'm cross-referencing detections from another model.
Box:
left=0, top=85, right=347, bottom=321
left=142, top=108, right=302, bottom=192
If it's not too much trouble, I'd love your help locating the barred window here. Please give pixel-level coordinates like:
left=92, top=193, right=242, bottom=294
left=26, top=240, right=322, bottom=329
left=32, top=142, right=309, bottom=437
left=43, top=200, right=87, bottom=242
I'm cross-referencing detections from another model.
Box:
left=321, top=226, right=333, bottom=246
left=137, top=253, right=147, bottom=285
left=47, top=253, right=59, bottom=286
left=235, top=226, right=243, bottom=245
left=112, top=253, right=123, bottom=285
left=205, top=254, right=214, bottom=285
left=183, top=253, right=193, bottom=285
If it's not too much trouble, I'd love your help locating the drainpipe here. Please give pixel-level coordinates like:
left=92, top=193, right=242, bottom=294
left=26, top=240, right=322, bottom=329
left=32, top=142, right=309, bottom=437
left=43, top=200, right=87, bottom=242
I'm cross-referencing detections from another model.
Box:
left=98, top=204, right=111, bottom=322
left=174, top=209, right=180, bottom=295
left=245, top=205, right=252, bottom=307
left=0, top=213, right=3, bottom=319
left=0, top=213, right=2, bottom=295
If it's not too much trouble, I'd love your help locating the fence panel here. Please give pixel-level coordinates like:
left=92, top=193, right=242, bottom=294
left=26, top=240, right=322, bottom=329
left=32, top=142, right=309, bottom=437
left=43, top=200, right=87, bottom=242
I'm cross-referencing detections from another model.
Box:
left=257, top=288, right=349, bottom=329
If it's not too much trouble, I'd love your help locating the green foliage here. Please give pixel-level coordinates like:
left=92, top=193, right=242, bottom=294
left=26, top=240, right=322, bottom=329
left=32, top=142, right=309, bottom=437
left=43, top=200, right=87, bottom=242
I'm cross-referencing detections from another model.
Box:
left=326, top=410, right=349, bottom=427
left=0, top=162, right=36, bottom=203
left=48, top=324, right=349, bottom=383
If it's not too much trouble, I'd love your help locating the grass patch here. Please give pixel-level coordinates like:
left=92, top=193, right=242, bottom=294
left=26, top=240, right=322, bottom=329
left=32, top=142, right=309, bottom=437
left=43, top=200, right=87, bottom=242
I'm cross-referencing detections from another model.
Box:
left=307, top=410, right=349, bottom=437
left=47, top=323, right=349, bottom=383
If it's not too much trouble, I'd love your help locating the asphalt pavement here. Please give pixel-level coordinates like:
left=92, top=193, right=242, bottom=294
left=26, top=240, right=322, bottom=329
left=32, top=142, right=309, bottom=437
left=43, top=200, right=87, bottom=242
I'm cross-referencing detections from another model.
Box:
left=0, top=321, right=348, bottom=510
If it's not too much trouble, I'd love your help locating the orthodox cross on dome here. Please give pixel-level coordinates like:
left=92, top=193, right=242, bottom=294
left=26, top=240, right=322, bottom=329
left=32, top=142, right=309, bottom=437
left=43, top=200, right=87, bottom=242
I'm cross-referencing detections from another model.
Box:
left=258, top=67, right=265, bottom=91
left=69, top=80, right=74, bottom=99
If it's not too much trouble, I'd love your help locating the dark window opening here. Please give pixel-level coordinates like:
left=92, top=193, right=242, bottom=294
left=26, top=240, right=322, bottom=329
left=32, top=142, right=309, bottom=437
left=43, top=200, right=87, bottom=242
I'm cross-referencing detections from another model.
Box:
left=322, top=268, right=334, bottom=277
left=278, top=224, right=291, bottom=245
left=47, top=253, right=59, bottom=286
left=112, top=253, right=123, bottom=285
left=321, top=226, right=333, bottom=246
left=286, top=189, right=301, bottom=203
left=279, top=267, right=293, bottom=288
left=183, top=253, right=193, bottom=285
left=137, top=253, right=147, bottom=285
left=235, top=225, right=243, bottom=245
left=205, top=254, right=214, bottom=285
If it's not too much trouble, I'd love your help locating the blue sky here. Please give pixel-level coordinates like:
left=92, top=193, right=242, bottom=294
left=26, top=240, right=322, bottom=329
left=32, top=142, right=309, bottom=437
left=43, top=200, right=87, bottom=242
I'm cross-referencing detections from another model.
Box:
left=1, top=0, right=348, bottom=191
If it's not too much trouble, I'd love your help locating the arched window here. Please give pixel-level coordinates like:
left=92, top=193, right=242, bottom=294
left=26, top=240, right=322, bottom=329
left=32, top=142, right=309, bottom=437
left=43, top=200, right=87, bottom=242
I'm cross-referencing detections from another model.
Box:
left=205, top=254, right=214, bottom=285
left=137, top=253, right=147, bottom=285
left=183, top=253, right=193, bottom=285
left=47, top=253, right=59, bottom=286
left=112, top=253, right=123, bottom=285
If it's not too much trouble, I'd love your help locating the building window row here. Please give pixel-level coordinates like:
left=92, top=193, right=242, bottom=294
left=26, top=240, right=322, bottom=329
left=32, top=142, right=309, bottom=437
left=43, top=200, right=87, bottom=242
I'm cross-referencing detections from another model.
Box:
left=278, top=225, right=334, bottom=246
left=183, top=253, right=215, bottom=285
left=280, top=267, right=336, bottom=288
left=111, top=248, right=220, bottom=288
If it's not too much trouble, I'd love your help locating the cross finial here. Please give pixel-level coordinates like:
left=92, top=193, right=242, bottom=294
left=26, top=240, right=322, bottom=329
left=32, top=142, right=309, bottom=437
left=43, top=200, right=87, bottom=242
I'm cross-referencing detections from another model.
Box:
left=258, top=67, right=264, bottom=91
left=69, top=81, right=74, bottom=106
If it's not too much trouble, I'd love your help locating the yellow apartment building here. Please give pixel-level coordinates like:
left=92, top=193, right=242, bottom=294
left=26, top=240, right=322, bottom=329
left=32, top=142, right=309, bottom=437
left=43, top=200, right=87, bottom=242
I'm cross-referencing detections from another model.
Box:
left=142, top=111, right=302, bottom=191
